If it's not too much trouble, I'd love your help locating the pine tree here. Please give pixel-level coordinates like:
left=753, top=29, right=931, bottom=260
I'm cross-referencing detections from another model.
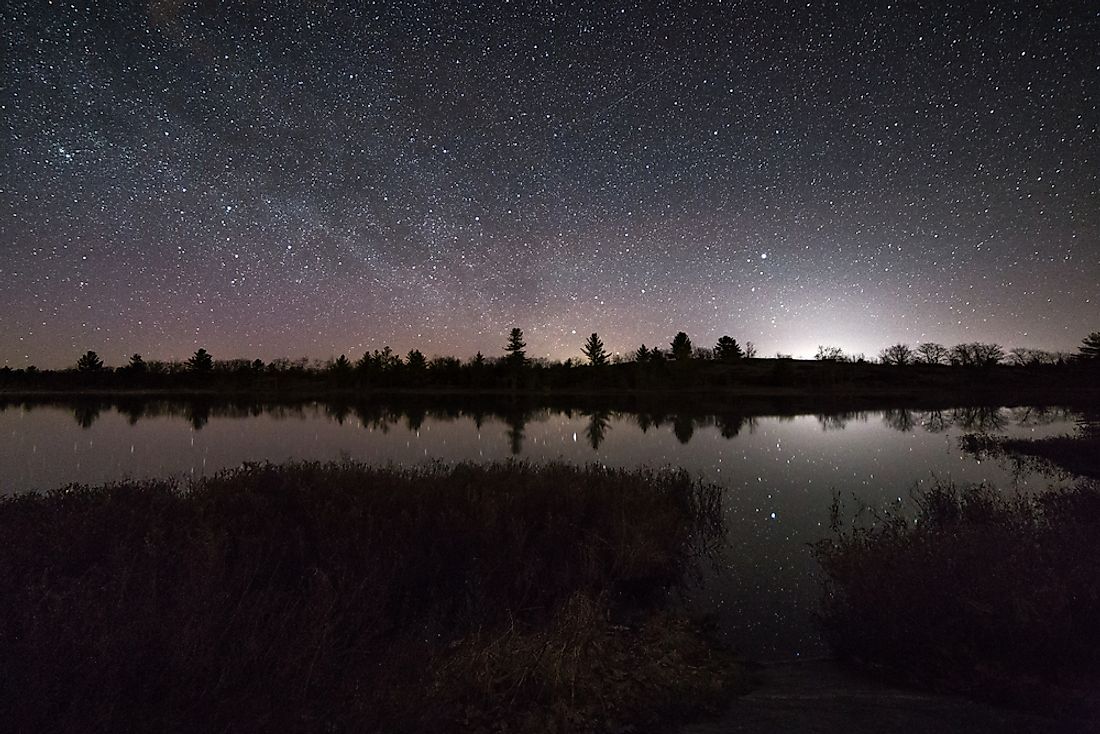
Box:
left=187, top=348, right=214, bottom=372
left=406, top=349, right=427, bottom=370
left=76, top=350, right=104, bottom=372
left=634, top=344, right=650, bottom=362
left=504, top=328, right=527, bottom=367
left=128, top=353, right=147, bottom=372
left=670, top=332, right=693, bottom=361
left=1080, top=332, right=1100, bottom=361
left=581, top=332, right=608, bottom=366
left=714, top=336, right=744, bottom=363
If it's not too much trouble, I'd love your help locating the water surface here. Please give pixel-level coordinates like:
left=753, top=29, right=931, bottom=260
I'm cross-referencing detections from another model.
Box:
left=0, top=400, right=1077, bottom=658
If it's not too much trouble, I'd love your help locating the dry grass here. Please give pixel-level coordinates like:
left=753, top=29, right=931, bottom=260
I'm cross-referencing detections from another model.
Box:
left=814, top=480, right=1100, bottom=716
left=0, top=461, right=743, bottom=733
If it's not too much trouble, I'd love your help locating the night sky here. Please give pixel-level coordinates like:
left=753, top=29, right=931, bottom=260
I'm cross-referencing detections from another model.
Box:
left=2, top=1, right=1097, bottom=367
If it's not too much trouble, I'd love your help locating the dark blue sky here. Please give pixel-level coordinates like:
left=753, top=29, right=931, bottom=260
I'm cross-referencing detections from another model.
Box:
left=2, top=0, right=1097, bottom=366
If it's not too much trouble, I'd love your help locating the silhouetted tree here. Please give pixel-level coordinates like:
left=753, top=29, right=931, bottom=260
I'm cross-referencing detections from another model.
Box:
left=1080, top=332, right=1100, bottom=361
left=76, top=351, right=104, bottom=372
left=581, top=333, right=608, bottom=366
left=744, top=341, right=757, bottom=359
left=128, top=354, right=147, bottom=372
left=670, top=332, right=693, bottom=361
left=406, top=349, right=427, bottom=371
left=949, top=343, right=1002, bottom=367
left=634, top=344, right=650, bottom=362
left=331, top=354, right=352, bottom=373
left=187, top=348, right=214, bottom=372
left=504, top=328, right=527, bottom=368
left=472, top=351, right=486, bottom=367
left=1007, top=347, right=1057, bottom=367
left=879, top=343, right=914, bottom=366
left=714, top=336, right=744, bottom=363
left=815, top=345, right=846, bottom=362
left=916, top=342, right=949, bottom=365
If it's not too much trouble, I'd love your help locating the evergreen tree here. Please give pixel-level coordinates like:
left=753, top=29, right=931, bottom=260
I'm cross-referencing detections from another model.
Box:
left=331, top=354, right=352, bottom=372
left=1080, top=332, right=1100, bottom=360
left=406, top=349, right=427, bottom=371
left=714, top=336, right=744, bottom=363
left=76, top=350, right=104, bottom=372
left=581, top=332, right=608, bottom=366
left=634, top=344, right=650, bottom=362
left=187, top=348, right=214, bottom=372
left=504, top=328, right=527, bottom=367
left=670, top=332, right=693, bottom=361
left=128, top=353, right=147, bottom=372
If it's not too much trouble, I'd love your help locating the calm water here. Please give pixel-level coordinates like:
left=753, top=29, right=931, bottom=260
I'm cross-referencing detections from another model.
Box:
left=0, top=400, right=1078, bottom=658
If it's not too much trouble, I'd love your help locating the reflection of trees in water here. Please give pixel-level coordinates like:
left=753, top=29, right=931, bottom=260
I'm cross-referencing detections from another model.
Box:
left=504, top=412, right=526, bottom=455
left=29, top=398, right=1091, bottom=444
left=584, top=410, right=612, bottom=450
left=816, top=411, right=868, bottom=431
left=1007, top=406, right=1075, bottom=428
left=118, top=403, right=146, bottom=426
left=718, top=414, right=748, bottom=439
left=325, top=403, right=351, bottom=425
left=918, top=410, right=951, bottom=433
left=405, top=407, right=427, bottom=433
left=950, top=406, right=1007, bottom=432
left=72, top=403, right=101, bottom=429
left=882, top=409, right=916, bottom=433
left=187, top=403, right=210, bottom=431
left=672, top=415, right=695, bottom=444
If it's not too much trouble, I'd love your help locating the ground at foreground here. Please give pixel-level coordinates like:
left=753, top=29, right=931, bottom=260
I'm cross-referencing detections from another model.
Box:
left=680, top=660, right=1091, bottom=734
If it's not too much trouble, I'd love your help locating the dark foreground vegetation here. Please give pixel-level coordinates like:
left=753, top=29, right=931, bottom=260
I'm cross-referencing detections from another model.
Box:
left=814, top=480, right=1100, bottom=719
left=0, top=462, right=745, bottom=734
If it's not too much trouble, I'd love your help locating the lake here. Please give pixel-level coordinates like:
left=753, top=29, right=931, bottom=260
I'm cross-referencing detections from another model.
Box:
left=0, top=399, right=1079, bottom=659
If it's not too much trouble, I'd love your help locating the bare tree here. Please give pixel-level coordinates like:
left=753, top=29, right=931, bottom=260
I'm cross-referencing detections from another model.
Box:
left=815, top=345, right=846, bottom=362
left=879, top=343, right=914, bottom=366
left=1007, top=347, right=1056, bottom=366
left=916, top=342, right=949, bottom=365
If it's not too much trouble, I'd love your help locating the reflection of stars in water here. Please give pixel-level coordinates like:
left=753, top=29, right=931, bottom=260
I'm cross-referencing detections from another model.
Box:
left=2, top=3, right=1097, bottom=367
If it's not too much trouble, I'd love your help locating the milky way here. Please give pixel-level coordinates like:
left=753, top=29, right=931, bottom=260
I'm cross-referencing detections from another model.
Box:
left=2, top=1, right=1097, bottom=367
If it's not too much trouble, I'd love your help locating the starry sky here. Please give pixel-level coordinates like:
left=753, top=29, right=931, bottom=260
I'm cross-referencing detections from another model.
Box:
left=2, top=0, right=1098, bottom=367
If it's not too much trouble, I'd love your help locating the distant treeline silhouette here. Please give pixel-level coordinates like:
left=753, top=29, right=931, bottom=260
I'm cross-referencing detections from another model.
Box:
left=2, top=329, right=1098, bottom=395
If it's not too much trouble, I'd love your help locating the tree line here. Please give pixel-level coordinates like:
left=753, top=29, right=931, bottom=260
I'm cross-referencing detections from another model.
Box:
left=1, top=330, right=1097, bottom=392
left=50, top=329, right=1100, bottom=373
